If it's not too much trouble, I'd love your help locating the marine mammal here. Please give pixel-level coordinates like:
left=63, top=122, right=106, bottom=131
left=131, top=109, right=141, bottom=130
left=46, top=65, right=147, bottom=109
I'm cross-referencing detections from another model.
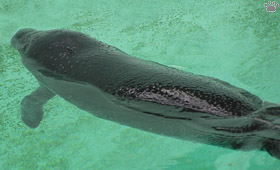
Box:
left=11, top=28, right=280, bottom=159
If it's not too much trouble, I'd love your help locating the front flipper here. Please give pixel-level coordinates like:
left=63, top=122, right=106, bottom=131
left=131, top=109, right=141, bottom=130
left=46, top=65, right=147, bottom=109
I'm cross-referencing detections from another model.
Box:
left=21, top=86, right=55, bottom=128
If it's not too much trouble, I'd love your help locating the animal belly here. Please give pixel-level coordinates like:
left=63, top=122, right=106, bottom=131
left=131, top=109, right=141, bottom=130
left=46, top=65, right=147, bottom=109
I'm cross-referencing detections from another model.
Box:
left=36, top=75, right=260, bottom=150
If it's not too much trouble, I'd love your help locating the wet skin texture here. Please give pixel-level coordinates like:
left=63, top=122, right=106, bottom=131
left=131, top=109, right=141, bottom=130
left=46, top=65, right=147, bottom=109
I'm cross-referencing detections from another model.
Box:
left=11, top=28, right=280, bottom=159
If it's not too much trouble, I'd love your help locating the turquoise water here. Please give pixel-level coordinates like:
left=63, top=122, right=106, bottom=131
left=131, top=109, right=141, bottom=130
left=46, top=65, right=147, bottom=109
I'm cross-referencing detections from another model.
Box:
left=1, top=0, right=280, bottom=169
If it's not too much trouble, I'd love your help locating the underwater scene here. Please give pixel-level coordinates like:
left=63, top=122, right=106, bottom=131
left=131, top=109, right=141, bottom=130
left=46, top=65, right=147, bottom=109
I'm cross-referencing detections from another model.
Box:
left=1, top=0, right=280, bottom=169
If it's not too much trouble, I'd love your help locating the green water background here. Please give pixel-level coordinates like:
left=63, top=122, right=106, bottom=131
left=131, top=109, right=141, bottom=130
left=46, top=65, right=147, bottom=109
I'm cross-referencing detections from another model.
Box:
left=1, top=0, right=280, bottom=169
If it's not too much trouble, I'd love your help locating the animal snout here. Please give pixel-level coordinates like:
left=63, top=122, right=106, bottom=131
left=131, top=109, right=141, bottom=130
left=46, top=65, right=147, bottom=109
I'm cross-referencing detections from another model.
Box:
left=11, top=28, right=36, bottom=50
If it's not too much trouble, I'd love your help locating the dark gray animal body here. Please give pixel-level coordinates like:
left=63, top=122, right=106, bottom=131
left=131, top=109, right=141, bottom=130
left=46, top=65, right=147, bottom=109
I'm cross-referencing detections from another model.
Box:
left=11, top=28, right=280, bottom=159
